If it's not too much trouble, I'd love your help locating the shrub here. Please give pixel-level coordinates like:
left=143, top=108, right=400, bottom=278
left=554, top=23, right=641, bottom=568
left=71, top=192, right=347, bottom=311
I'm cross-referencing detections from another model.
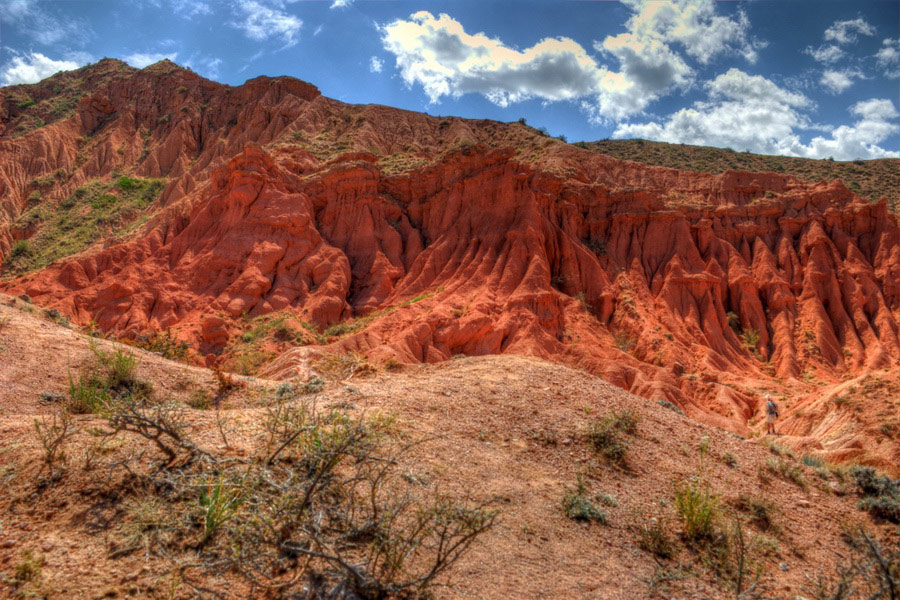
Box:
left=851, top=466, right=900, bottom=523
left=595, top=492, right=618, bottom=507
left=657, top=399, right=685, bottom=415
left=8, top=549, right=43, bottom=592
left=851, top=466, right=898, bottom=498
left=734, top=494, right=777, bottom=532
left=114, top=176, right=140, bottom=190
left=9, top=240, right=31, bottom=258
left=803, top=528, right=899, bottom=599
left=586, top=409, right=639, bottom=465
left=66, top=346, right=152, bottom=414
left=802, top=454, right=825, bottom=468
left=858, top=496, right=900, bottom=523
left=67, top=368, right=111, bottom=414
left=766, top=441, right=796, bottom=459
left=674, top=478, right=719, bottom=543
left=33, top=409, right=75, bottom=480
left=765, top=458, right=807, bottom=489
left=740, top=327, right=761, bottom=357
left=722, top=451, right=738, bottom=468
left=637, top=517, right=678, bottom=559
left=562, top=478, right=607, bottom=523
left=129, top=330, right=190, bottom=361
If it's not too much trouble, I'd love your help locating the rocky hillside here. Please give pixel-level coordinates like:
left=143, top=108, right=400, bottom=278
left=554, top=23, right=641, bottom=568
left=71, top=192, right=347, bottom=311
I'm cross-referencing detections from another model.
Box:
left=0, top=295, right=898, bottom=599
left=580, top=138, right=899, bottom=209
left=0, top=59, right=898, bottom=474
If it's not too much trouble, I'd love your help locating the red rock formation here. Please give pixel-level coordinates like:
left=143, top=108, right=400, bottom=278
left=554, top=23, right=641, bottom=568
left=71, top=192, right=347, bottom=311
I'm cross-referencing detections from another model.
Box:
left=1, top=61, right=898, bottom=466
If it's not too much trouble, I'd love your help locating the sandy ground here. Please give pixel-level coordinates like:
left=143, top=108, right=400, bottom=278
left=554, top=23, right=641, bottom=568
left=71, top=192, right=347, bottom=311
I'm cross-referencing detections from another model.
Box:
left=0, top=293, right=896, bottom=599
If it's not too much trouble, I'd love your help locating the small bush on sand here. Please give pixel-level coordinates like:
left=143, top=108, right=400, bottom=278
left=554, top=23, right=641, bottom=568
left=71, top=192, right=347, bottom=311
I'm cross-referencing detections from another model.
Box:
left=82, top=390, right=497, bottom=597
left=674, top=478, right=719, bottom=543
left=562, top=477, right=607, bottom=523
left=586, top=409, right=639, bottom=466
left=637, top=516, right=679, bottom=559
left=66, top=346, right=152, bottom=413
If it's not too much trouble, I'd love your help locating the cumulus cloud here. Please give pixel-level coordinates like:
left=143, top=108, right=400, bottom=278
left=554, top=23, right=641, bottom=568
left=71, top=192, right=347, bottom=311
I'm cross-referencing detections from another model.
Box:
left=330, top=0, right=352, bottom=8
left=369, top=56, right=383, bottom=73
left=124, top=52, right=178, bottom=69
left=230, top=0, right=302, bottom=47
left=876, top=38, right=900, bottom=78
left=380, top=2, right=759, bottom=121
left=0, top=52, right=83, bottom=86
left=799, top=99, right=899, bottom=160
left=824, top=17, right=875, bottom=44
left=820, top=68, right=864, bottom=94
left=804, top=44, right=844, bottom=64
left=608, top=0, right=761, bottom=65
left=381, top=12, right=603, bottom=106
left=614, top=69, right=897, bottom=160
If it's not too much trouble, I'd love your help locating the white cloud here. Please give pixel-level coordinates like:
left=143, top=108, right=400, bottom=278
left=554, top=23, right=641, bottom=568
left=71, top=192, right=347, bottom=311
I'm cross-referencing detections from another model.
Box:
left=330, top=0, right=352, bottom=8
left=0, top=52, right=82, bottom=86
left=380, top=3, right=759, bottom=122
left=800, top=99, right=899, bottom=160
left=184, top=55, right=223, bottom=79
left=824, top=17, right=875, bottom=45
left=0, top=0, right=91, bottom=46
left=381, top=12, right=604, bottom=107
left=0, top=0, right=34, bottom=21
left=171, top=0, right=211, bottom=18
left=820, top=68, right=863, bottom=94
left=230, top=0, right=302, bottom=47
left=313, top=24, right=323, bottom=36
left=804, top=44, right=844, bottom=64
left=124, top=52, right=178, bottom=69
left=610, top=0, right=761, bottom=65
left=614, top=69, right=897, bottom=160
left=876, top=38, right=900, bottom=78
left=369, top=56, right=383, bottom=73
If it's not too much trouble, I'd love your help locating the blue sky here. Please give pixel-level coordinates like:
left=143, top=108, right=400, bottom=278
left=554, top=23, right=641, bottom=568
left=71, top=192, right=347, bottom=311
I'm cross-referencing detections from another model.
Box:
left=1, top=0, right=898, bottom=160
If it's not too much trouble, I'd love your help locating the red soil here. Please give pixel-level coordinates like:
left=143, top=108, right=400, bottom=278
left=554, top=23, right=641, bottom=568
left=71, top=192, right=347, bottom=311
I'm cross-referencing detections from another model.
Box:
left=1, top=59, right=898, bottom=472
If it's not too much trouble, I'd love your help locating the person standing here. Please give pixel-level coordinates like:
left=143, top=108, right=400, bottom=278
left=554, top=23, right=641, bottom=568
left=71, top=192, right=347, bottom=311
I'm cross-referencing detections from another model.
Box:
left=765, top=394, right=779, bottom=435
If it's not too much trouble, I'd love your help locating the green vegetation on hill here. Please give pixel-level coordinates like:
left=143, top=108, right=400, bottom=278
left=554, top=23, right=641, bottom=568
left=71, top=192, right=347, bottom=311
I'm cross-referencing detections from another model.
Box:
left=578, top=139, right=898, bottom=210
left=0, top=58, right=135, bottom=137
left=2, top=176, right=164, bottom=278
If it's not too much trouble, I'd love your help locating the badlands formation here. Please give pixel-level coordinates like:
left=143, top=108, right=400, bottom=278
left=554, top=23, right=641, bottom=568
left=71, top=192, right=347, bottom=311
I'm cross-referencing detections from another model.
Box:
left=1, top=58, right=898, bottom=472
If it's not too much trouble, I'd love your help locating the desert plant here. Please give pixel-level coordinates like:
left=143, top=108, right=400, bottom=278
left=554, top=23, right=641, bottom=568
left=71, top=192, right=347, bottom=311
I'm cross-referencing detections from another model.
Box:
left=734, top=494, right=778, bottom=532
left=803, top=528, right=898, bottom=599
left=858, top=496, right=900, bottom=523
left=850, top=466, right=898, bottom=498
left=636, top=516, right=678, bottom=559
left=314, top=351, right=377, bottom=380
left=802, top=454, right=825, bottom=468
left=673, top=478, right=719, bottom=543
left=7, top=549, right=43, bottom=592
left=722, top=450, right=738, bottom=468
left=102, top=398, right=206, bottom=466
left=586, top=409, right=639, bottom=466
left=765, top=458, right=807, bottom=489
left=33, top=408, right=76, bottom=480
left=198, top=475, right=242, bottom=544
left=562, top=477, right=607, bottom=523
left=66, top=346, right=151, bottom=413
left=657, top=398, right=685, bottom=415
